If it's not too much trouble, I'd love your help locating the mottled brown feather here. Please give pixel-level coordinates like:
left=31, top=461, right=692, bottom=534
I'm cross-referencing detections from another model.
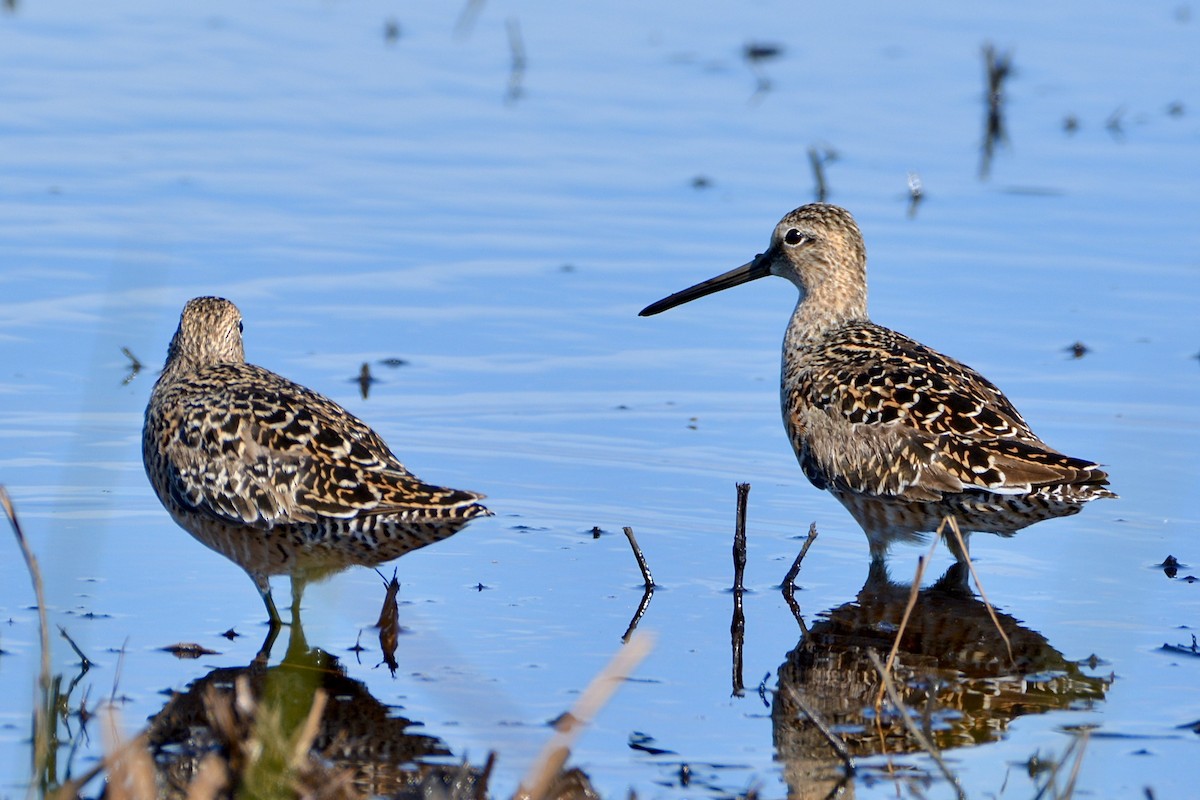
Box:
left=143, top=296, right=489, bottom=617
left=642, top=203, right=1114, bottom=561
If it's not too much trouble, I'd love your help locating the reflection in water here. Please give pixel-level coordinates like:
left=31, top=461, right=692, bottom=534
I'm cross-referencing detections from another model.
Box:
left=143, top=606, right=603, bottom=800
left=773, top=563, right=1111, bottom=798
left=145, top=611, right=471, bottom=799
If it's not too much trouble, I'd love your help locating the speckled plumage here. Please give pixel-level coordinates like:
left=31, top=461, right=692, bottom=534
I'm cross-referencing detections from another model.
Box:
left=641, top=203, right=1114, bottom=561
left=143, top=297, right=489, bottom=624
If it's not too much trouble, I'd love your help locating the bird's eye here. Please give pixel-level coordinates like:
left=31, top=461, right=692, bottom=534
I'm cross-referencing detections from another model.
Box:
left=237, top=321, right=244, bottom=333
left=784, top=228, right=806, bottom=246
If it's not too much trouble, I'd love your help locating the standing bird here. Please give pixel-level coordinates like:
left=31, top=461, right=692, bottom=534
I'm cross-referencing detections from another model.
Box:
left=640, top=204, right=1113, bottom=562
left=143, top=297, right=490, bottom=627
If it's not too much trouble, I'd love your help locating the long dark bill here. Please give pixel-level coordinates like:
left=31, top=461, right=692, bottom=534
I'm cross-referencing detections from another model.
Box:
left=639, top=251, right=773, bottom=317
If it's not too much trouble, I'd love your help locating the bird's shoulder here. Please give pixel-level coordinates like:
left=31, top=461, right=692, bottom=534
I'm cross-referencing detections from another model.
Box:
left=791, top=321, right=1036, bottom=442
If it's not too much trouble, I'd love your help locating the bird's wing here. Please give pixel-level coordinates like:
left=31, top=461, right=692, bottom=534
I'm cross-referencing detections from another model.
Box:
left=159, top=364, right=485, bottom=527
left=789, top=323, right=1110, bottom=501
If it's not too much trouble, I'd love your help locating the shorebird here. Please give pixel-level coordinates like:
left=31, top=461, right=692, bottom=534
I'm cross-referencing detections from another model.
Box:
left=640, top=204, right=1114, bottom=562
left=143, top=297, right=490, bottom=627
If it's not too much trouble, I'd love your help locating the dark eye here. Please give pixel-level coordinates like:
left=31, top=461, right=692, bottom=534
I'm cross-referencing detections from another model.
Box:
left=237, top=321, right=244, bottom=333
left=784, top=228, right=806, bottom=246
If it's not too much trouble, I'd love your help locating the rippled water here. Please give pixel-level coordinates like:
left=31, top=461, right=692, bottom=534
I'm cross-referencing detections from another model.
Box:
left=1, top=1, right=1198, bottom=798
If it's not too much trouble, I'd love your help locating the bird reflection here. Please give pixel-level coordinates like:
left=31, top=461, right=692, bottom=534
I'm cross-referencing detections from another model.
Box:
left=145, top=606, right=475, bottom=799
left=773, top=562, right=1110, bottom=797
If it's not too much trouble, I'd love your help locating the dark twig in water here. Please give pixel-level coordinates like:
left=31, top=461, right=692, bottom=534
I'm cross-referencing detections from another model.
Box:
left=621, top=585, right=654, bottom=644
left=782, top=523, right=818, bottom=634
left=733, top=483, right=749, bottom=592
left=622, top=526, right=655, bottom=588
left=120, top=346, right=143, bottom=385
left=730, top=587, right=745, bottom=697
left=867, top=649, right=966, bottom=800
left=505, top=17, right=526, bottom=104
left=979, top=43, right=1013, bottom=180
left=785, top=686, right=855, bottom=776
left=375, top=568, right=401, bottom=676
left=59, top=625, right=93, bottom=671
left=730, top=483, right=750, bottom=696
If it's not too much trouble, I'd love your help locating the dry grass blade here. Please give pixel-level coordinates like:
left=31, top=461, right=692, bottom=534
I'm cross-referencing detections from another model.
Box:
left=2, top=485, right=56, bottom=793
left=866, top=649, right=966, bottom=800
left=98, top=708, right=157, bottom=800
left=515, top=631, right=655, bottom=800
left=185, top=754, right=229, bottom=800
left=289, top=689, right=328, bottom=769
left=942, top=515, right=1013, bottom=665
left=872, top=534, right=937, bottom=711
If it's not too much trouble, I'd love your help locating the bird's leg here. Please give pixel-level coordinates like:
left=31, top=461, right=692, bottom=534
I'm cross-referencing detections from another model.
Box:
left=289, top=572, right=308, bottom=620
left=941, top=516, right=971, bottom=564
left=253, top=572, right=284, bottom=631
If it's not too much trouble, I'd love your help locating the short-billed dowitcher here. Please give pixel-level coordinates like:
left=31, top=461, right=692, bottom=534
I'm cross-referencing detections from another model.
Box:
left=640, top=204, right=1113, bottom=561
left=143, top=297, right=489, bottom=626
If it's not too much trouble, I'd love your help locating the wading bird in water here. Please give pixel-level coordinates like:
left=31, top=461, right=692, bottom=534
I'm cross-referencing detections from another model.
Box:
left=640, top=204, right=1113, bottom=562
left=143, top=297, right=489, bottom=628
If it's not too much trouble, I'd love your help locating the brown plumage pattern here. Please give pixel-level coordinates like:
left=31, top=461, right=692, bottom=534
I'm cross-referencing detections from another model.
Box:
left=641, top=203, right=1114, bottom=561
left=143, top=296, right=489, bottom=624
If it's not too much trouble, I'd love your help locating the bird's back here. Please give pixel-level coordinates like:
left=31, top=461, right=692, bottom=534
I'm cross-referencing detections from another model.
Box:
left=783, top=320, right=1112, bottom=507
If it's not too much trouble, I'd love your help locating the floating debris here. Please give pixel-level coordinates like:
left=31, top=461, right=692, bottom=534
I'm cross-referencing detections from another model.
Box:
left=160, top=642, right=220, bottom=659
left=383, top=18, right=401, bottom=45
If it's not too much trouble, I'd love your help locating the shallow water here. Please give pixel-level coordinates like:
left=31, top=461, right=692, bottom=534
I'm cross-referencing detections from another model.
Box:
left=1, top=1, right=1198, bottom=797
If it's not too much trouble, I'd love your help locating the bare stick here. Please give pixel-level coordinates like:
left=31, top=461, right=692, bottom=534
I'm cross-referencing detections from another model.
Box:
left=59, top=625, right=92, bottom=670
left=730, top=589, right=745, bottom=697
left=733, top=483, right=749, bottom=592
left=622, top=527, right=655, bottom=588
left=782, top=522, right=818, bottom=590
left=782, top=523, right=818, bottom=634
left=785, top=686, right=855, bottom=776
left=867, top=649, right=966, bottom=800
left=515, top=632, right=654, bottom=800
left=621, top=586, right=654, bottom=643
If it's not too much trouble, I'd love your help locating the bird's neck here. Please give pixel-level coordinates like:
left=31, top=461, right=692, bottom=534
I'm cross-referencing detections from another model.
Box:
left=784, top=288, right=868, bottom=350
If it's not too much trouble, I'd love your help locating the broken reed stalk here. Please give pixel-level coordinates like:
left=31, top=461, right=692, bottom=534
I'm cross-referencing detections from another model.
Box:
left=515, top=632, right=654, bottom=800
left=782, top=522, right=818, bottom=591
left=942, top=515, right=1014, bottom=665
left=866, top=649, right=966, bottom=800
left=2, top=485, right=56, bottom=791
left=782, top=523, right=818, bottom=635
left=785, top=686, right=855, bottom=776
left=622, top=526, right=655, bottom=588
left=733, top=483, right=749, bottom=592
